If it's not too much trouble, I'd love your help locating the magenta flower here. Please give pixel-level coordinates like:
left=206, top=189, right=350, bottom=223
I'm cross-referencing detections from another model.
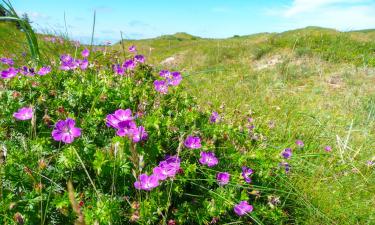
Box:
left=281, top=148, right=292, bottom=159
left=0, top=57, right=14, bottom=66
left=113, top=64, right=125, bottom=75
left=324, top=146, right=332, bottom=152
left=78, top=59, right=89, bottom=70
left=51, top=118, right=81, bottom=144
left=128, top=45, right=136, bottom=53
left=106, top=109, right=133, bottom=129
left=167, top=71, right=182, bottom=86
left=134, top=174, right=159, bottom=191
left=13, top=107, right=33, bottom=120
left=296, top=140, right=304, bottom=147
left=134, top=55, right=145, bottom=63
left=1, top=67, right=18, bottom=79
left=116, top=120, right=137, bottom=137
left=199, top=151, right=218, bottom=167
left=184, top=136, right=201, bottom=149
left=60, top=54, right=78, bottom=71
left=234, top=201, right=253, bottom=216
left=159, top=70, right=171, bottom=78
left=37, top=66, right=51, bottom=76
left=210, top=111, right=220, bottom=123
left=153, top=156, right=181, bottom=180
left=81, top=48, right=90, bottom=58
left=129, top=126, right=148, bottom=143
left=241, top=166, right=253, bottom=183
left=216, top=172, right=230, bottom=186
left=123, top=59, right=136, bottom=70
left=154, top=80, right=169, bottom=94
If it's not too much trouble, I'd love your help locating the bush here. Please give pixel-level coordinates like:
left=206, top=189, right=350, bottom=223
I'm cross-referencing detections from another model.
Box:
left=0, top=44, right=293, bottom=224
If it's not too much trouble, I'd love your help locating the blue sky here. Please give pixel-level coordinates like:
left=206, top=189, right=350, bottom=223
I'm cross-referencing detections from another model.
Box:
left=11, top=0, right=375, bottom=43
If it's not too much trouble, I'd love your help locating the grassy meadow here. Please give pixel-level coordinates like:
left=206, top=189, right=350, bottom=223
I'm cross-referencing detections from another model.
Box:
left=115, top=28, right=375, bottom=224
left=0, top=16, right=375, bottom=224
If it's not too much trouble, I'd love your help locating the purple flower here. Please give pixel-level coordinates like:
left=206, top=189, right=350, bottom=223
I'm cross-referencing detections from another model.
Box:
left=153, top=156, right=181, bottom=180
left=324, top=146, right=332, bottom=152
left=184, top=136, right=201, bottom=149
left=37, top=66, right=51, bottom=76
left=154, top=80, right=168, bottom=94
left=281, top=148, right=292, bottom=159
left=106, top=109, right=133, bottom=129
left=296, top=140, right=304, bottom=147
left=1, top=67, right=18, bottom=79
left=134, top=174, right=159, bottom=191
left=216, top=172, right=230, bottom=186
left=13, top=107, right=33, bottom=120
left=51, top=118, right=81, bottom=144
left=234, top=201, right=253, bottom=216
left=134, top=55, right=145, bottom=63
left=81, top=48, right=90, bottom=58
left=159, top=70, right=171, bottom=78
left=129, top=126, right=148, bottom=143
left=113, top=64, right=125, bottom=75
left=167, top=71, right=182, bottom=86
left=199, top=151, right=218, bottom=167
left=367, top=160, right=374, bottom=166
left=128, top=45, right=136, bottom=53
left=279, top=162, right=291, bottom=173
left=210, top=111, right=220, bottom=123
left=123, top=59, right=135, bottom=70
left=78, top=59, right=88, bottom=70
left=241, top=166, right=253, bottom=183
left=116, top=120, right=137, bottom=137
left=60, top=54, right=78, bottom=71
left=0, top=57, right=14, bottom=66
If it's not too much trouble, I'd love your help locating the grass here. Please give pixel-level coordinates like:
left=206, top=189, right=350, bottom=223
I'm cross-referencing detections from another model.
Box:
left=112, top=27, right=375, bottom=223
left=1, top=20, right=375, bottom=223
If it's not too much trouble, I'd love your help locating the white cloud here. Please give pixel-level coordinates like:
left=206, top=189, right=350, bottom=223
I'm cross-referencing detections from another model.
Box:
left=266, top=0, right=375, bottom=31
left=284, top=0, right=363, bottom=17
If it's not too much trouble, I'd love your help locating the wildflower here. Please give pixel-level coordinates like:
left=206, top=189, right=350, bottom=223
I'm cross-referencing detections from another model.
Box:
left=153, top=156, right=181, bottom=180
left=279, top=162, right=291, bottom=173
left=78, top=59, right=88, bottom=70
left=134, top=174, right=159, bottom=191
left=216, top=172, right=230, bottom=186
left=106, top=109, right=133, bottom=129
left=281, top=148, right=292, bottom=159
left=13, top=107, right=33, bottom=120
left=1, top=67, right=18, bottom=79
left=210, top=111, right=220, bottom=123
left=296, top=140, right=304, bottom=147
left=199, top=151, right=218, bottom=167
left=159, top=70, right=171, bottom=78
left=167, top=71, right=182, bottom=86
left=81, top=48, right=90, bottom=58
left=241, top=166, right=253, bottom=183
left=113, top=64, right=125, bottom=75
left=123, top=59, right=136, bottom=70
left=60, top=54, right=78, bottom=70
left=267, top=195, right=280, bottom=208
left=134, top=55, right=145, bottom=63
left=0, top=57, right=14, bottom=66
left=51, top=118, right=81, bottom=144
left=154, top=80, right=169, bottom=94
left=324, top=146, right=332, bottom=152
left=234, top=201, right=253, bottom=216
left=184, top=136, right=201, bottom=149
left=129, top=45, right=136, bottom=53
left=129, top=126, right=148, bottom=143
left=367, top=160, right=374, bottom=166
left=37, top=66, right=51, bottom=76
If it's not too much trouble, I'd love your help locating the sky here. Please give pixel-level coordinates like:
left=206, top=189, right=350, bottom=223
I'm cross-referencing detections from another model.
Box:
left=10, top=0, right=375, bottom=44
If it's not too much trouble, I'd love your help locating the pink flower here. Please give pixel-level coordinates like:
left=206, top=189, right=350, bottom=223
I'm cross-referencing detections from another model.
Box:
left=13, top=107, right=33, bottom=120
left=234, top=201, right=253, bottom=216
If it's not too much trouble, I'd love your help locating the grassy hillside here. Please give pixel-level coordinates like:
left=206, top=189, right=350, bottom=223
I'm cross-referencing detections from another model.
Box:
left=112, top=27, right=375, bottom=224
left=1, top=22, right=375, bottom=223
